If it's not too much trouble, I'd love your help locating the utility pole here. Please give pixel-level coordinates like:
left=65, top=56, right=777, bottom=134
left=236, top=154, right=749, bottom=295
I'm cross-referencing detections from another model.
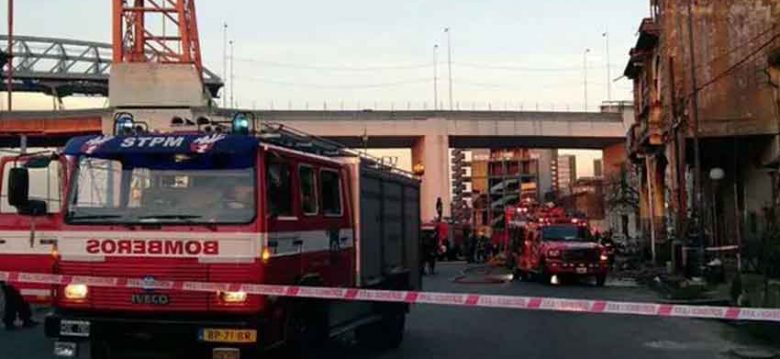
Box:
left=6, top=0, right=13, bottom=111
left=229, top=39, right=234, bottom=109
left=686, top=0, right=704, bottom=268
left=444, top=27, right=453, bottom=111
left=583, top=48, right=590, bottom=111
left=222, top=22, right=228, bottom=108
left=433, top=44, right=439, bottom=110
left=603, top=29, right=612, bottom=101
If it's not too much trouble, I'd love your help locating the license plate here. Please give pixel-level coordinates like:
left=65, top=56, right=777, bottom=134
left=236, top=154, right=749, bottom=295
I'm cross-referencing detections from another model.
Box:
left=576, top=267, right=588, bottom=274
left=199, top=329, right=257, bottom=344
left=212, top=348, right=240, bottom=359
left=131, top=293, right=170, bottom=305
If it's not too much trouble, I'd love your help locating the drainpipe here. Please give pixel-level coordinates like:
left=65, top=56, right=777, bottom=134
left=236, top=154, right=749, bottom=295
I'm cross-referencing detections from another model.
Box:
left=646, top=158, right=657, bottom=264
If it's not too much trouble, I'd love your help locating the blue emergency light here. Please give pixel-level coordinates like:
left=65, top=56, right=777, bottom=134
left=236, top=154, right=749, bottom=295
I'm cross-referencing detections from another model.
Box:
left=231, top=112, right=255, bottom=135
left=114, top=112, right=136, bottom=135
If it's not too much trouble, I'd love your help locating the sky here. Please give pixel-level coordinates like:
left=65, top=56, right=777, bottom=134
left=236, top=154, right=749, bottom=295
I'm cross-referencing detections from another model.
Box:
left=0, top=0, right=649, bottom=176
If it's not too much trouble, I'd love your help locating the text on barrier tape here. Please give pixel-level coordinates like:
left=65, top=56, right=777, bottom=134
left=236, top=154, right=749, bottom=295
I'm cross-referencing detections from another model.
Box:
left=1, top=271, right=779, bottom=323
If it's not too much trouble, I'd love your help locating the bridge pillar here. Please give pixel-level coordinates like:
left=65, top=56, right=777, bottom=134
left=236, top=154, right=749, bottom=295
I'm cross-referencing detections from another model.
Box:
left=412, top=120, right=451, bottom=222
left=602, top=142, right=628, bottom=179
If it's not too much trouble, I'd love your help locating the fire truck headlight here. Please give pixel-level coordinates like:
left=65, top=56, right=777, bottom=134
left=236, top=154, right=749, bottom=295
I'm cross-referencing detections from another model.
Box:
left=220, top=291, right=248, bottom=303
left=547, top=249, right=561, bottom=258
left=600, top=253, right=609, bottom=262
left=64, top=284, right=88, bottom=300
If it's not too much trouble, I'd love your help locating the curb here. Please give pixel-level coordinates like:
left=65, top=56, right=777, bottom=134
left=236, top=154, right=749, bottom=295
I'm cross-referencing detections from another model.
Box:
left=727, top=347, right=777, bottom=359
left=659, top=298, right=731, bottom=306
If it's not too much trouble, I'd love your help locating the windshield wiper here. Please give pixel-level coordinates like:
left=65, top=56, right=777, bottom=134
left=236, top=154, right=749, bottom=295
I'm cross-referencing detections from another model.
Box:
left=138, top=214, right=203, bottom=221
left=68, top=214, right=123, bottom=221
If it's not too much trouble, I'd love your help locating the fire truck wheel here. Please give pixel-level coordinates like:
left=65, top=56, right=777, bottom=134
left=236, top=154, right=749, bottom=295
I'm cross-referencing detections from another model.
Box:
left=537, top=261, right=551, bottom=284
left=89, top=339, right=113, bottom=359
left=356, top=304, right=406, bottom=350
left=513, top=267, right=528, bottom=281
left=284, top=301, right=329, bottom=359
left=596, top=274, right=607, bottom=287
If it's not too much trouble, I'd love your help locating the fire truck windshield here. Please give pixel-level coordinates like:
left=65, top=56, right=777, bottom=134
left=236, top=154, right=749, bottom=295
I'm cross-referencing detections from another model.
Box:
left=66, top=153, right=256, bottom=224
left=541, top=225, right=591, bottom=242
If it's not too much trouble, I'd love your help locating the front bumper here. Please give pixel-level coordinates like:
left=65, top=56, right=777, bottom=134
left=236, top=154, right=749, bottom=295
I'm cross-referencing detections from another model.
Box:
left=46, top=311, right=264, bottom=358
left=545, top=260, right=608, bottom=276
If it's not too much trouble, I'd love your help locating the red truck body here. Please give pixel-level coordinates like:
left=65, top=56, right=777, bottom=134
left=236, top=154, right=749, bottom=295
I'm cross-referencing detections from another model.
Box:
left=509, top=206, right=608, bottom=286
left=5, top=115, right=421, bottom=359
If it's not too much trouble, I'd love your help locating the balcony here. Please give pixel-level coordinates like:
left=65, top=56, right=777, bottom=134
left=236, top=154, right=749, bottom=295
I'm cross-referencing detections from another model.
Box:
left=628, top=100, right=664, bottom=161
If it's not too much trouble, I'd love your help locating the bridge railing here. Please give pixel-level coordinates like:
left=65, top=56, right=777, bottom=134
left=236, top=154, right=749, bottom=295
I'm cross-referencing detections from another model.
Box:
left=0, top=35, right=223, bottom=96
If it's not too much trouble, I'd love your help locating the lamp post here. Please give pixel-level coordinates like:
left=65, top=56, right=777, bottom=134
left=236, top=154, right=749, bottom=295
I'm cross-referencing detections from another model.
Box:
left=444, top=27, right=453, bottom=111
left=222, top=23, right=228, bottom=108
left=583, top=48, right=591, bottom=111
left=433, top=44, right=439, bottom=110
left=709, top=168, right=725, bottom=250
left=603, top=30, right=612, bottom=101
left=6, top=0, right=13, bottom=111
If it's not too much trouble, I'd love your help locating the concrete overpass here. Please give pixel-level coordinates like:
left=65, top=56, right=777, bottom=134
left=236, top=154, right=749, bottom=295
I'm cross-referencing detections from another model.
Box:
left=0, top=106, right=631, bottom=221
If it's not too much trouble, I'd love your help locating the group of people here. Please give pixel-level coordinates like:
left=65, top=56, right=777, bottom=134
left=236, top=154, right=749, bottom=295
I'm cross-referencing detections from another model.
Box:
left=464, top=234, right=499, bottom=264
left=420, top=230, right=501, bottom=275
left=0, top=281, right=36, bottom=330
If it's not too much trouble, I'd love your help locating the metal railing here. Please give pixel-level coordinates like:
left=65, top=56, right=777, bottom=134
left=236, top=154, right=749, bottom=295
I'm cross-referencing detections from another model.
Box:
left=0, top=35, right=223, bottom=97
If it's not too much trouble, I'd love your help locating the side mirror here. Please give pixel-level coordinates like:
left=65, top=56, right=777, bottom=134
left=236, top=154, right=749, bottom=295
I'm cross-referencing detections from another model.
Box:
left=18, top=200, right=47, bottom=217
left=8, top=167, right=30, bottom=207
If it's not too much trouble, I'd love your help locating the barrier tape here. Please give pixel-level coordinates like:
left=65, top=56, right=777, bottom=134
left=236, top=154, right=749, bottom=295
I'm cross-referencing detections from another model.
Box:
left=2, top=271, right=780, bottom=323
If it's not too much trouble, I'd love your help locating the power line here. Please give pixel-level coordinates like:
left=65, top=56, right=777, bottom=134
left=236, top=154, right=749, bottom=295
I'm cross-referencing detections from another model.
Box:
left=239, top=76, right=432, bottom=89
left=456, top=61, right=625, bottom=72
left=694, top=23, right=777, bottom=73
left=690, top=29, right=780, bottom=97
left=232, top=57, right=432, bottom=71
left=230, top=56, right=624, bottom=73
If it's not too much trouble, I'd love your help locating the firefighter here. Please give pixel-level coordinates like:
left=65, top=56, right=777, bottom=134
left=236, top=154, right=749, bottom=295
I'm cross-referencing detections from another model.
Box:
left=1, top=282, right=36, bottom=330
left=421, top=230, right=438, bottom=275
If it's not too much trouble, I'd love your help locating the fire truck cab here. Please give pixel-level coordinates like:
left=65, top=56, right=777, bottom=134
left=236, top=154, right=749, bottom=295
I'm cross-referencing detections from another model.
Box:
left=0, top=153, right=62, bottom=304
left=513, top=210, right=608, bottom=286
left=7, top=113, right=422, bottom=359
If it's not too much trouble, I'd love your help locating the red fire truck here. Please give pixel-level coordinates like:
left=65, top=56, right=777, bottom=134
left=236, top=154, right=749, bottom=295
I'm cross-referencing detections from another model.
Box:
left=6, top=113, right=422, bottom=359
left=0, top=153, right=61, bottom=305
left=510, top=207, right=609, bottom=286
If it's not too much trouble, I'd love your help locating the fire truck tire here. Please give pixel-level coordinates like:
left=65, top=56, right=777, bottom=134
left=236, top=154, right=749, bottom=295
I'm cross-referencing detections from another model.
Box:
left=88, top=339, right=113, bottom=359
left=537, top=260, right=551, bottom=284
left=513, top=267, right=528, bottom=281
left=284, top=301, right=329, bottom=359
left=357, top=304, right=406, bottom=350
left=596, top=274, right=607, bottom=287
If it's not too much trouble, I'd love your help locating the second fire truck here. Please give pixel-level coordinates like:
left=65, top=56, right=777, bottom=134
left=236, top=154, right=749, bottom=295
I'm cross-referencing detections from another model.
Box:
left=507, top=204, right=609, bottom=286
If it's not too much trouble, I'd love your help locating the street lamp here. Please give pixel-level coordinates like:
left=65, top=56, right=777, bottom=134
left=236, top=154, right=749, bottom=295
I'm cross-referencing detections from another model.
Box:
left=583, top=48, right=591, bottom=111
left=709, top=168, right=725, bottom=249
left=709, top=168, right=725, bottom=181
left=444, top=27, right=453, bottom=111
left=433, top=44, right=439, bottom=110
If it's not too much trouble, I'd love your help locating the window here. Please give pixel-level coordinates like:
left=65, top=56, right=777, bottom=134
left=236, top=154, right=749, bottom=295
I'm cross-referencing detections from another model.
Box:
left=72, top=158, right=123, bottom=209
left=67, top=154, right=256, bottom=224
left=299, top=165, right=318, bottom=215
left=266, top=158, right=292, bottom=217
left=2, top=159, right=62, bottom=214
left=321, top=169, right=342, bottom=216
left=541, top=225, right=591, bottom=242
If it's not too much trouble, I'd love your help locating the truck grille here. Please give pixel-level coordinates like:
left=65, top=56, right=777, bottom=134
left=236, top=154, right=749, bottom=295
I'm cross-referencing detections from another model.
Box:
left=562, top=248, right=599, bottom=262
left=59, top=261, right=210, bottom=312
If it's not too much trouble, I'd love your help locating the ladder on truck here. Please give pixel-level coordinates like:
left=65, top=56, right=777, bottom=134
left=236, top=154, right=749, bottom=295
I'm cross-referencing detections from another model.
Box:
left=256, top=121, right=416, bottom=179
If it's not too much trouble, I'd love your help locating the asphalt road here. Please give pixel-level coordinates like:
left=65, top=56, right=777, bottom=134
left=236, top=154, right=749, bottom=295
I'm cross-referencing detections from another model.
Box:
left=1, top=263, right=776, bottom=359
